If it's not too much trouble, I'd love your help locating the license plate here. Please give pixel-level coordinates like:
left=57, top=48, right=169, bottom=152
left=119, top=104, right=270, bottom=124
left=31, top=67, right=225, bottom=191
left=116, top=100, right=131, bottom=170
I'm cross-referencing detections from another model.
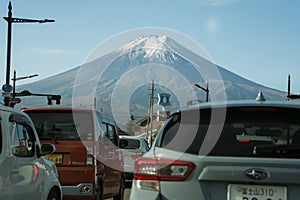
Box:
left=45, top=154, right=63, bottom=164
left=228, top=184, right=287, bottom=200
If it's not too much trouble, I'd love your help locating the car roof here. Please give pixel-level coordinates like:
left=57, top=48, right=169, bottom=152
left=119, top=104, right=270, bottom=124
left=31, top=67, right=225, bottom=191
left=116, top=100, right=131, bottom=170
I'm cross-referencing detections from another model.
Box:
left=166, top=100, right=300, bottom=122
left=178, top=100, right=300, bottom=113
left=119, top=135, right=144, bottom=140
left=21, top=107, right=94, bottom=112
left=21, top=106, right=115, bottom=123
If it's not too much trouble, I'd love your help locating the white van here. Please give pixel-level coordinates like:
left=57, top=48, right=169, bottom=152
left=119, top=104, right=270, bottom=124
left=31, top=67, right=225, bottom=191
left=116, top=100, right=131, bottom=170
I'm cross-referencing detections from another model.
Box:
left=0, top=104, right=62, bottom=200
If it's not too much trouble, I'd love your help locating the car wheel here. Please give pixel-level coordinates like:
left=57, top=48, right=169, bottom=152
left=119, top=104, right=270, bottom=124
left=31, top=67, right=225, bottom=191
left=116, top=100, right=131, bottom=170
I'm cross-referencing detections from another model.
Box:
left=95, top=182, right=104, bottom=200
left=113, top=176, right=125, bottom=200
left=47, top=189, right=60, bottom=200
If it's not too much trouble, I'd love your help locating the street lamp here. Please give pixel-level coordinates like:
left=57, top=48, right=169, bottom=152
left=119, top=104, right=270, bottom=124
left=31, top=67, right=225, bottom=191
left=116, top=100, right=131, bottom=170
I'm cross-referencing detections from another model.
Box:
left=194, top=83, right=209, bottom=102
left=3, top=1, right=54, bottom=92
left=11, top=70, right=38, bottom=98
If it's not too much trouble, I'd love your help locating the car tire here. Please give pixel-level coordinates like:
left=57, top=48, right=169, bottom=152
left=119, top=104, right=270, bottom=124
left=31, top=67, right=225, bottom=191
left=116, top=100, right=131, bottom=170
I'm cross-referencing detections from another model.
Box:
left=113, top=176, right=125, bottom=200
left=47, top=189, right=60, bottom=200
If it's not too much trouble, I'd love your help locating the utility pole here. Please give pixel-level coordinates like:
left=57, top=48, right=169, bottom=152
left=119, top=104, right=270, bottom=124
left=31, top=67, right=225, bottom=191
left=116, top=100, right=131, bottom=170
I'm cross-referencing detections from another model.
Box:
left=5, top=2, right=12, bottom=85
left=12, top=70, right=38, bottom=98
left=286, top=74, right=300, bottom=100
left=146, top=80, right=154, bottom=146
left=3, top=1, right=54, bottom=106
left=288, top=74, right=291, bottom=96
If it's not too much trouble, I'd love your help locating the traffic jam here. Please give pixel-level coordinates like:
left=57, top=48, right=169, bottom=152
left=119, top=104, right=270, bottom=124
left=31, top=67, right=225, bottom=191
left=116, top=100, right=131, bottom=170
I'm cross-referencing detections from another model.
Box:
left=1, top=1, right=300, bottom=200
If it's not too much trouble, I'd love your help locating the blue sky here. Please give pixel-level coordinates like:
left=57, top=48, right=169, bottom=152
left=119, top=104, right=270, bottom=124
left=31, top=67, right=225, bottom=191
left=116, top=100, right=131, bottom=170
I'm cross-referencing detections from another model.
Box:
left=0, top=0, right=299, bottom=92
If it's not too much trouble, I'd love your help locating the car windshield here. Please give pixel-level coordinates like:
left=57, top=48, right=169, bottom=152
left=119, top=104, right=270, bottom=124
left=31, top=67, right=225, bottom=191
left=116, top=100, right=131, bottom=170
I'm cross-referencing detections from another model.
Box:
left=26, top=111, right=94, bottom=141
left=159, top=106, right=300, bottom=158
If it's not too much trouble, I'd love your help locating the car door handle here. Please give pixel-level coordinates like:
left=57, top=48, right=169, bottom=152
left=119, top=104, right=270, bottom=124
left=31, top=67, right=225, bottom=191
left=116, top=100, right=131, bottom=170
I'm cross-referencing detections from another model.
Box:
left=10, top=168, right=19, bottom=174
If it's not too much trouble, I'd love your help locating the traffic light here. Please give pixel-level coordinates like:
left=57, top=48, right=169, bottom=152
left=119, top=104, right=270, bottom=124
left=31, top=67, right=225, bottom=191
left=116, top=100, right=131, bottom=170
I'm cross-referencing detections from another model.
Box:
left=47, top=95, right=52, bottom=105
left=55, top=95, right=61, bottom=104
left=47, top=95, right=61, bottom=105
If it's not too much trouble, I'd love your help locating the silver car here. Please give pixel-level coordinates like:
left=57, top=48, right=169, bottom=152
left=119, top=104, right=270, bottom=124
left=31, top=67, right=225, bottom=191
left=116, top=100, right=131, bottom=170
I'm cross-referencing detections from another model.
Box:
left=0, top=105, right=62, bottom=200
left=119, top=135, right=149, bottom=187
left=131, top=99, right=300, bottom=200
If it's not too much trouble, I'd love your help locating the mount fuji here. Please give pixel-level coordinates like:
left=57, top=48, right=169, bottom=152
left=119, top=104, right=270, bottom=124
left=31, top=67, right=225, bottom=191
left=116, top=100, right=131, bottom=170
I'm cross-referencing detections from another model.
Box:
left=16, top=35, right=287, bottom=124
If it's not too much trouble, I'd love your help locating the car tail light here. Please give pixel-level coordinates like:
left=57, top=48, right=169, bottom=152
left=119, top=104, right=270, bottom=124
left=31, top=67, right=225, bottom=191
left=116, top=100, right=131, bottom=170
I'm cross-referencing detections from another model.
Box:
left=32, top=164, right=39, bottom=182
left=238, top=139, right=250, bottom=143
left=86, top=147, right=95, bottom=166
left=134, top=157, right=195, bottom=191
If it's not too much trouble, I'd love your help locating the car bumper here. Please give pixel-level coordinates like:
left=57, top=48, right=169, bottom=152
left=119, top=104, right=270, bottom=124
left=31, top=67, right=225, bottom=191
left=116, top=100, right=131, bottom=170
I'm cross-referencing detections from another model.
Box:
left=130, top=180, right=160, bottom=200
left=62, top=183, right=94, bottom=196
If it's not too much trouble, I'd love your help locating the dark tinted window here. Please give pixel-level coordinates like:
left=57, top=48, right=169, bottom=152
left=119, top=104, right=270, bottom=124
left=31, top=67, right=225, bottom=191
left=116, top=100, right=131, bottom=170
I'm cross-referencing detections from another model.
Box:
left=108, top=124, right=118, bottom=145
left=159, top=106, right=300, bottom=158
left=122, top=138, right=140, bottom=149
left=102, top=122, right=118, bottom=145
left=26, top=111, right=94, bottom=141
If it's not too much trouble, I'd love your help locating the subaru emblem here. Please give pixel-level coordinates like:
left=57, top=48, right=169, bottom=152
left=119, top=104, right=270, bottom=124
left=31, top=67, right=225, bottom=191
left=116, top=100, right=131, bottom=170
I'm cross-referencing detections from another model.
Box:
left=245, top=168, right=269, bottom=180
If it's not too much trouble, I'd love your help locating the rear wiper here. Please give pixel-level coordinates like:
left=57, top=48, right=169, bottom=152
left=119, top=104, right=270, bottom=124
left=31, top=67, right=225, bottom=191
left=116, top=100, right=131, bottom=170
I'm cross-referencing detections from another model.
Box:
left=254, top=144, right=300, bottom=156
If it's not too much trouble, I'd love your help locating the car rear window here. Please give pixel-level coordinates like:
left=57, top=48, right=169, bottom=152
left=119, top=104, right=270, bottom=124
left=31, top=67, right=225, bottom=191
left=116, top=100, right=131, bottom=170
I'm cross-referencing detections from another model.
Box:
left=122, top=138, right=140, bottom=149
left=26, top=111, right=94, bottom=141
left=159, top=106, right=300, bottom=158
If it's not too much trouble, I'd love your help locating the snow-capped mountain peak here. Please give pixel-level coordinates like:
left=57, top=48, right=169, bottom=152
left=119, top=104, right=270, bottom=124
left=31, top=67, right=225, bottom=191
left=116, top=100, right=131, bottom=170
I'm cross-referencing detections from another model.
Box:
left=122, top=35, right=168, bottom=51
left=120, top=35, right=176, bottom=62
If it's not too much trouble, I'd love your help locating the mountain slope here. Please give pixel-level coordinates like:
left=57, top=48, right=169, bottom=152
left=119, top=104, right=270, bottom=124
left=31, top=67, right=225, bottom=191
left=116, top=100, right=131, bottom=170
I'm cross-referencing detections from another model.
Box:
left=16, top=35, right=286, bottom=124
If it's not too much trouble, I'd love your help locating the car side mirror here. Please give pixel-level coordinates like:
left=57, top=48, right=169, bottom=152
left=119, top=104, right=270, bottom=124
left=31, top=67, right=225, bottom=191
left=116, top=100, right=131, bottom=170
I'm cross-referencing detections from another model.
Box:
left=119, top=139, right=128, bottom=148
left=37, top=143, right=56, bottom=157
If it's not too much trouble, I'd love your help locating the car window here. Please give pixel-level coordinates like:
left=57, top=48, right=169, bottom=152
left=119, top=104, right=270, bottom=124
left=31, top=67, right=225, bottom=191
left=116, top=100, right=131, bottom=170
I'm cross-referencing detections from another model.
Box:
left=102, top=122, right=108, bottom=137
left=159, top=107, right=300, bottom=158
left=122, top=138, right=140, bottom=149
left=9, top=120, right=35, bottom=157
left=102, top=122, right=118, bottom=145
left=108, top=124, right=118, bottom=145
left=141, top=139, right=149, bottom=151
left=26, top=111, right=94, bottom=141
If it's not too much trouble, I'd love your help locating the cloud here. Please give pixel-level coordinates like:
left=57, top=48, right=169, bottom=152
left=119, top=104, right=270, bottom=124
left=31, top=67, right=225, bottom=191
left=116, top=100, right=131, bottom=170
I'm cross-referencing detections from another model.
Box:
left=47, top=49, right=72, bottom=55
left=199, top=0, right=239, bottom=6
left=32, top=48, right=74, bottom=55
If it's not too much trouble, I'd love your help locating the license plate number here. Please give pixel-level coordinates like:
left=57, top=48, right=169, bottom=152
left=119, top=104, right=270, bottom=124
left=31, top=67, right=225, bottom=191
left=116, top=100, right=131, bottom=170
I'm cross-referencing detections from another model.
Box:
left=45, top=154, right=63, bottom=164
left=228, top=184, right=287, bottom=200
